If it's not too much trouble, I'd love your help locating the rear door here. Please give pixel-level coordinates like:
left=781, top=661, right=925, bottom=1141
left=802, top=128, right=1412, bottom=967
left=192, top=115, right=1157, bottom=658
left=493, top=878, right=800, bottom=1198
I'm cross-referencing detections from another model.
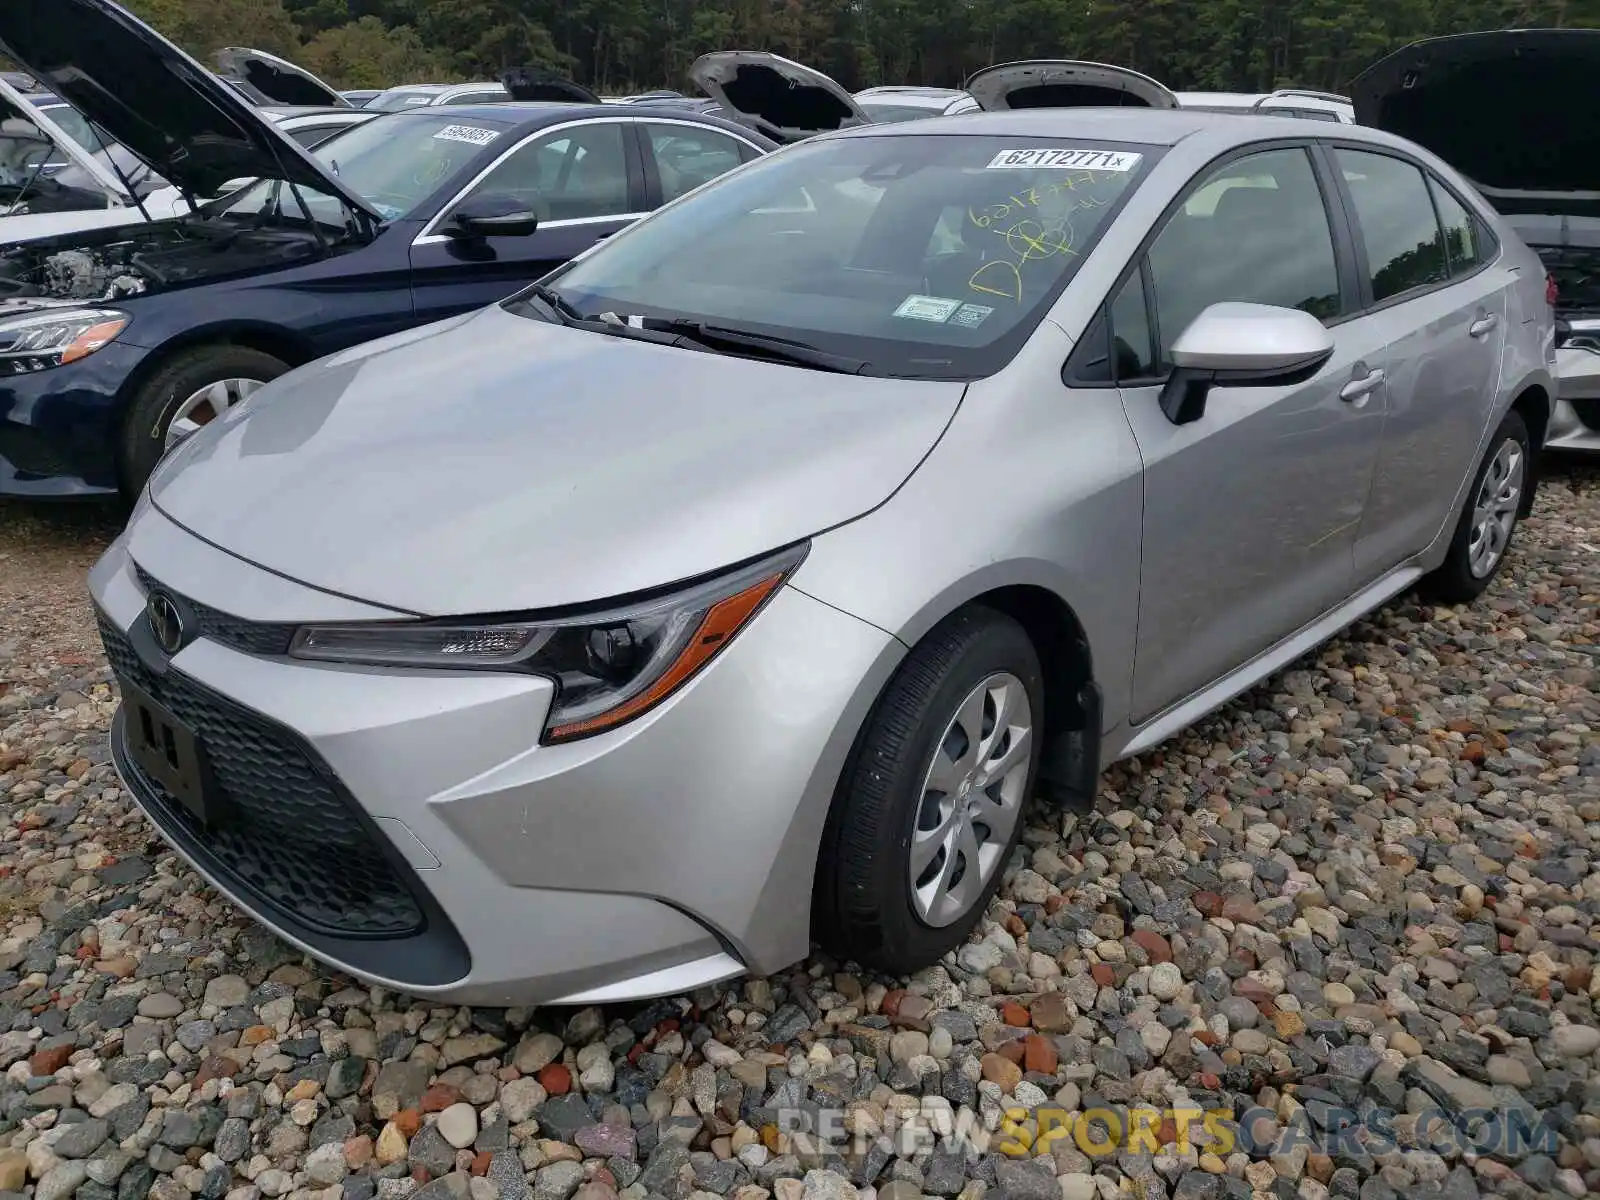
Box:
left=408, top=117, right=647, bottom=323
left=1328, top=145, right=1512, bottom=580
left=636, top=118, right=764, bottom=207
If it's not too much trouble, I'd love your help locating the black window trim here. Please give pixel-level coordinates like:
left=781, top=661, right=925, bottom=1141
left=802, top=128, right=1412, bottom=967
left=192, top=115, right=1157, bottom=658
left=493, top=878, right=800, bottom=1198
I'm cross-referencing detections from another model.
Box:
left=1064, top=137, right=1351, bottom=389
left=1318, top=140, right=1503, bottom=319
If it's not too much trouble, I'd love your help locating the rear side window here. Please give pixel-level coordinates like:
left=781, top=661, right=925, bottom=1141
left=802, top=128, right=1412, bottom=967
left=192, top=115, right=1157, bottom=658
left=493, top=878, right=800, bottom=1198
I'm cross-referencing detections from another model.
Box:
left=1428, top=177, right=1485, bottom=278
left=1335, top=148, right=1448, bottom=302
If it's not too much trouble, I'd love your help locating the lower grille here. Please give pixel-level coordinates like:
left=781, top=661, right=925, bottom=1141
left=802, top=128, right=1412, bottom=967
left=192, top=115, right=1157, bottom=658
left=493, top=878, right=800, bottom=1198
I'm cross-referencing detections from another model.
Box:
left=99, top=614, right=425, bottom=939
left=1573, top=399, right=1600, bottom=433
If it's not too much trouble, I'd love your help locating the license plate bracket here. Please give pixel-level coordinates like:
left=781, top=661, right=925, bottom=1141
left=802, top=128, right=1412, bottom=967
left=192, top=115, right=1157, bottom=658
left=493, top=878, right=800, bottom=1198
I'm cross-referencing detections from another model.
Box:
left=122, top=682, right=224, bottom=826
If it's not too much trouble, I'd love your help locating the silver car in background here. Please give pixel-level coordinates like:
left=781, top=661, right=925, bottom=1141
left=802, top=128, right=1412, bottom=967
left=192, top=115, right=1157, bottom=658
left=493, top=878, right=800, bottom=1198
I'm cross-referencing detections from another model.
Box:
left=91, top=108, right=1554, bottom=1005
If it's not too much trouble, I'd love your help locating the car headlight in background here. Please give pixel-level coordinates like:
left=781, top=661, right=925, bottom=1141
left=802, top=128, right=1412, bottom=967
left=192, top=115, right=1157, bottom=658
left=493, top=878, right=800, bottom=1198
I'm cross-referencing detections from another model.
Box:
left=0, top=308, right=128, bottom=374
left=288, top=543, right=808, bottom=742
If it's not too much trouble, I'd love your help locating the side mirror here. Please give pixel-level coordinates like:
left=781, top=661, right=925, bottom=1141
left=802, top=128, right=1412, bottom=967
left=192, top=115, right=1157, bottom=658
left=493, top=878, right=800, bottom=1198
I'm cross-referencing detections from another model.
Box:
left=1159, top=302, right=1334, bottom=425
left=446, top=195, right=541, bottom=239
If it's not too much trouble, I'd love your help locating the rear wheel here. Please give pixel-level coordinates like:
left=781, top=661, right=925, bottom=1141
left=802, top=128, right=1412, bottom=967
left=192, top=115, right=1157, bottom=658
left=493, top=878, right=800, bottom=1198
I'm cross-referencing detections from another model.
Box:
left=119, top=344, right=288, bottom=499
left=1421, top=409, right=1530, bottom=603
left=814, top=607, right=1043, bottom=973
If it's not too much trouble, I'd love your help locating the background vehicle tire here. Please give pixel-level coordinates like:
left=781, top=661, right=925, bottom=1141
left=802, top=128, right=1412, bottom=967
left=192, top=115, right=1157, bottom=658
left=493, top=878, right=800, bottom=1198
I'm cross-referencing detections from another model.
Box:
left=119, top=344, right=289, bottom=499
left=814, top=606, right=1044, bottom=974
left=1421, top=409, right=1531, bottom=604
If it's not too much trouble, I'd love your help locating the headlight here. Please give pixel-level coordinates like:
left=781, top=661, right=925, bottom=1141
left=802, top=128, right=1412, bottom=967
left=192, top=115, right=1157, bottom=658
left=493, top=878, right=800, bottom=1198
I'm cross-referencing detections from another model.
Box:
left=0, top=308, right=128, bottom=374
left=288, top=544, right=807, bottom=742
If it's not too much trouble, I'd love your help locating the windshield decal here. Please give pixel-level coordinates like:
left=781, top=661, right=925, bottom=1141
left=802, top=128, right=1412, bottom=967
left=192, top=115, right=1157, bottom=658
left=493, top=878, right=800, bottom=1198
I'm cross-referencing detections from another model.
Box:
left=433, top=124, right=499, bottom=146
left=947, top=303, right=994, bottom=329
left=893, top=294, right=962, bottom=322
left=985, top=148, right=1142, bottom=172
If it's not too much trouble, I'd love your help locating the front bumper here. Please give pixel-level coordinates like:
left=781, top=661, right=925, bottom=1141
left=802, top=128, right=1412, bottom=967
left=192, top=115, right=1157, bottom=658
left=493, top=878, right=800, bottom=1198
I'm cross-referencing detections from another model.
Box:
left=0, top=341, right=147, bottom=497
left=1550, top=342, right=1600, bottom=453
left=89, top=507, right=901, bottom=1005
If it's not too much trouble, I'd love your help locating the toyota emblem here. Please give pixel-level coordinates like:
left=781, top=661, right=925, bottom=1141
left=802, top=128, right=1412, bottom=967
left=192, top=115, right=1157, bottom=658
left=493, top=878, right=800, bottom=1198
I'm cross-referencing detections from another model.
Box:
left=147, top=591, right=186, bottom=655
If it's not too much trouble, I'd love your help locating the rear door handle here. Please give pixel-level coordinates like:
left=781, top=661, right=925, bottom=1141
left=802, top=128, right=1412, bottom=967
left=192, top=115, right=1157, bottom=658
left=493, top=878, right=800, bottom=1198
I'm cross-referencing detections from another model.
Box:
left=1340, top=368, right=1385, bottom=403
left=1470, top=314, right=1498, bottom=338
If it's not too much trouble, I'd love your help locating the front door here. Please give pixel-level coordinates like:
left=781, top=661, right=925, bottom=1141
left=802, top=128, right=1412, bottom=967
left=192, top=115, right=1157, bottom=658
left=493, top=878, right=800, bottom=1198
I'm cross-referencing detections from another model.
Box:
left=1329, top=147, right=1513, bottom=579
left=1115, top=144, right=1390, bottom=723
left=408, top=118, right=647, bottom=324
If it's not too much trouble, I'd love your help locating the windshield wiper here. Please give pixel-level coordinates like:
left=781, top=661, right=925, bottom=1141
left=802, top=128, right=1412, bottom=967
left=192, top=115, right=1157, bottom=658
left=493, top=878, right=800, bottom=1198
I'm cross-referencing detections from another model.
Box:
left=525, top=283, right=590, bottom=326
left=644, top=319, right=870, bottom=375
left=520, top=287, right=698, bottom=349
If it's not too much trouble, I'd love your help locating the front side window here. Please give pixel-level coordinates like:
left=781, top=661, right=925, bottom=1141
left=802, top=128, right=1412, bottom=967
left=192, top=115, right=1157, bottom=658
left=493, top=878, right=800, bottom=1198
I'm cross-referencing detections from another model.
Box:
left=1335, top=148, right=1448, bottom=302
left=449, top=122, right=629, bottom=223
left=542, top=134, right=1158, bottom=379
left=1146, top=146, right=1340, bottom=366
left=642, top=123, right=746, bottom=203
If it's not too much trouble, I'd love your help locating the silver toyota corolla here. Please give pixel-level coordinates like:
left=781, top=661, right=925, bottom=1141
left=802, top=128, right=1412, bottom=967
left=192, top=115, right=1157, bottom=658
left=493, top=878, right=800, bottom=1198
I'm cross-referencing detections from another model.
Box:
left=90, top=108, right=1556, bottom=1006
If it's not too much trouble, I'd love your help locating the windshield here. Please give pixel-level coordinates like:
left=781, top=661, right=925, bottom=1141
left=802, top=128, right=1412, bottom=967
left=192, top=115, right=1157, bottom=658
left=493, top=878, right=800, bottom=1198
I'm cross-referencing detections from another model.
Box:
left=539, top=133, right=1157, bottom=379
left=858, top=101, right=946, bottom=123
left=36, top=104, right=107, bottom=154
left=217, top=111, right=510, bottom=225
left=369, top=89, right=444, bottom=112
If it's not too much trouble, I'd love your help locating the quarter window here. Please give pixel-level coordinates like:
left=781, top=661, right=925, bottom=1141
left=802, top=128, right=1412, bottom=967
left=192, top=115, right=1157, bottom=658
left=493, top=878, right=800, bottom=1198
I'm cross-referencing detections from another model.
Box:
left=642, top=124, right=747, bottom=203
left=1145, top=147, right=1341, bottom=366
left=453, top=123, right=630, bottom=223
left=1335, top=148, right=1448, bottom=302
left=1428, top=177, right=1485, bottom=278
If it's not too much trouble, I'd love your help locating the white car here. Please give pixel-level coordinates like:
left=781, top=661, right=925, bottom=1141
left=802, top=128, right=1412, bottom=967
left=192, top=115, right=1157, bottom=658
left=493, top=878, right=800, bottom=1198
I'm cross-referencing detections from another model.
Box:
left=1176, top=89, right=1356, bottom=123
left=1, top=81, right=378, bottom=243
left=853, top=86, right=978, bottom=122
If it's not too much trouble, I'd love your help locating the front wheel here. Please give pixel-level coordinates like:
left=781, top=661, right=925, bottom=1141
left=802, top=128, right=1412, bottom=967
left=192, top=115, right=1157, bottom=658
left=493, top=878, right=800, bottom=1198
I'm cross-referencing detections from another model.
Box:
left=118, top=344, right=288, bottom=499
left=1421, top=409, right=1530, bottom=603
left=814, top=607, right=1043, bottom=974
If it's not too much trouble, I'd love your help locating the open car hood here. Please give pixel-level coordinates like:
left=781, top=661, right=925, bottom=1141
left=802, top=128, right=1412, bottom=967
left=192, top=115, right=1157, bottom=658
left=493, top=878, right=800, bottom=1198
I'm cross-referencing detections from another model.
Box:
left=501, top=67, right=600, bottom=104
left=689, top=51, right=868, bottom=143
left=0, top=74, right=129, bottom=209
left=966, top=60, right=1177, bottom=110
left=215, top=47, right=349, bottom=109
left=0, top=0, right=380, bottom=216
left=1349, top=30, right=1600, bottom=218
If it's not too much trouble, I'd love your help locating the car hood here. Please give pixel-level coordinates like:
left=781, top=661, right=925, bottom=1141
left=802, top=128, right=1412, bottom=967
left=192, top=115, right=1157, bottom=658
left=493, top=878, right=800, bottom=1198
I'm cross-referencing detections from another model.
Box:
left=1349, top=29, right=1600, bottom=218
left=148, top=304, right=964, bottom=615
left=0, top=0, right=379, bottom=215
left=690, top=51, right=869, bottom=143
left=0, top=75, right=128, bottom=207
left=215, top=47, right=349, bottom=109
left=501, top=67, right=601, bottom=104
left=965, top=60, right=1178, bottom=111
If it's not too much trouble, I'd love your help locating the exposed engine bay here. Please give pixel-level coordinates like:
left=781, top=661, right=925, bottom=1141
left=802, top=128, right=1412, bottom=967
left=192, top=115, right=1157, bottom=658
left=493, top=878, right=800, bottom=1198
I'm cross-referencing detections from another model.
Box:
left=0, top=217, right=330, bottom=302
left=1510, top=215, right=1600, bottom=320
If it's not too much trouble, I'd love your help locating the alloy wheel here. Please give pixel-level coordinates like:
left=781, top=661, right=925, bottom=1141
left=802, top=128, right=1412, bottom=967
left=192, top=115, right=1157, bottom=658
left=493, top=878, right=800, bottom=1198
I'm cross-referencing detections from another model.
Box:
left=1467, top=436, right=1524, bottom=579
left=909, top=671, right=1033, bottom=927
left=166, top=377, right=266, bottom=449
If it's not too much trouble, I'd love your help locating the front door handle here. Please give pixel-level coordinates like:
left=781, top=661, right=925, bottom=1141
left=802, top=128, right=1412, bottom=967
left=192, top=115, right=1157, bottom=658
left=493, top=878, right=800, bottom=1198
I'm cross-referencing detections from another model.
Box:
left=1469, top=313, right=1498, bottom=338
left=1340, top=367, right=1385, bottom=404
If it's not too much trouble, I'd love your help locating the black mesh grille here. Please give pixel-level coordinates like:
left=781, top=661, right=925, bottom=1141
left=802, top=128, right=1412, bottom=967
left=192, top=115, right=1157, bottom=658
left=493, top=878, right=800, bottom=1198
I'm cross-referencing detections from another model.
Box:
left=1573, top=399, right=1600, bottom=432
left=132, top=565, right=296, bottom=657
left=99, top=614, right=425, bottom=939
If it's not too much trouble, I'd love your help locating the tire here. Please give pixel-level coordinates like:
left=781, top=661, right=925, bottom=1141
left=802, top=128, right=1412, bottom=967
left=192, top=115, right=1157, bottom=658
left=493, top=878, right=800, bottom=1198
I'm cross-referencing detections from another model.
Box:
left=814, top=606, right=1044, bottom=973
left=1421, top=409, right=1531, bottom=604
left=118, top=345, right=289, bottom=499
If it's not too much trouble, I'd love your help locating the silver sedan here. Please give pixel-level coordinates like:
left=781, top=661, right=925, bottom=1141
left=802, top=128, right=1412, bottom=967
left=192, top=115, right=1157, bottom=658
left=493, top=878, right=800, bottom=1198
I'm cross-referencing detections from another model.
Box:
left=91, top=108, right=1555, bottom=1005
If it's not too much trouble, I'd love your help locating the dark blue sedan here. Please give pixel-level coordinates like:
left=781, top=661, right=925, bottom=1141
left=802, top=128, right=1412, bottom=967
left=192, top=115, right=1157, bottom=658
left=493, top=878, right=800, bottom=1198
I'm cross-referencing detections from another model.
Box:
left=0, top=0, right=775, bottom=499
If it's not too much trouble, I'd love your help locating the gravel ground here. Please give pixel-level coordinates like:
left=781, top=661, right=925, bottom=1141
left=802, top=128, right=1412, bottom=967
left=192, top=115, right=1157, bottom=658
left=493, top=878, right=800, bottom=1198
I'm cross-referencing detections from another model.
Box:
left=1, top=463, right=1598, bottom=1200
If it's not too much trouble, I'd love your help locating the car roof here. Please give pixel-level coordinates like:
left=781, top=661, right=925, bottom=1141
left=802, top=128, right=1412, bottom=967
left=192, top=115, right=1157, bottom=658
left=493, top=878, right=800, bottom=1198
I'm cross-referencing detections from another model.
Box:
left=822, top=106, right=1384, bottom=149
left=378, top=100, right=773, bottom=140
left=260, top=105, right=363, bottom=118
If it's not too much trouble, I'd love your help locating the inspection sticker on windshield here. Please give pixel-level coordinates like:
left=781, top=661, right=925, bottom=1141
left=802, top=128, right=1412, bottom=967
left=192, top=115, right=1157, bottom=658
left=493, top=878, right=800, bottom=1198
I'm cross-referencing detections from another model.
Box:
left=947, top=303, right=994, bottom=329
left=985, top=148, right=1141, bottom=172
left=893, top=294, right=962, bottom=323
left=432, top=124, right=500, bottom=146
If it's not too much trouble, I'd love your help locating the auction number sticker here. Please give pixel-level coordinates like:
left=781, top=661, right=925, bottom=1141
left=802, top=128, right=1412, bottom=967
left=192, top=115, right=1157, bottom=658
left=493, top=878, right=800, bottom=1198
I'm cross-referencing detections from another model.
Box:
left=985, top=148, right=1142, bottom=171
left=433, top=124, right=500, bottom=146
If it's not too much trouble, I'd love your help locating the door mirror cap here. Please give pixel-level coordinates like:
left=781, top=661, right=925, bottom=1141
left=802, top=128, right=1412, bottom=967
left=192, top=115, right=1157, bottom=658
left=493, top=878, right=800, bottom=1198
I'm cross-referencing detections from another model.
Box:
left=1160, top=302, right=1335, bottom=425
left=447, top=196, right=542, bottom=239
